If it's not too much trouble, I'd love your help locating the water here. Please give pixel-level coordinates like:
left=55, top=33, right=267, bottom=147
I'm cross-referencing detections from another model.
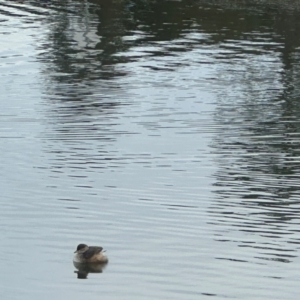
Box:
left=1, top=0, right=300, bottom=299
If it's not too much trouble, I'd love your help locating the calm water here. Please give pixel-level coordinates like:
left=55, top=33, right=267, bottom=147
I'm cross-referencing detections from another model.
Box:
left=1, top=0, right=300, bottom=299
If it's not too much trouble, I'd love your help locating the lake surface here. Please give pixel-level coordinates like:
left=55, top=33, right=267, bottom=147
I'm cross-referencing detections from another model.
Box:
left=1, top=0, right=300, bottom=299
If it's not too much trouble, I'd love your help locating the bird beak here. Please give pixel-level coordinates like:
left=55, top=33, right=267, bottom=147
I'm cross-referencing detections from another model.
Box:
left=74, top=250, right=77, bottom=253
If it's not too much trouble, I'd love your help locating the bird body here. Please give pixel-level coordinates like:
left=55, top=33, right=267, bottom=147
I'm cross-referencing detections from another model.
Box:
left=73, top=244, right=108, bottom=263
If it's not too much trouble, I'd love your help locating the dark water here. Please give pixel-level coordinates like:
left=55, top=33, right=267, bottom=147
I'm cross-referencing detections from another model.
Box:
left=1, top=0, right=300, bottom=299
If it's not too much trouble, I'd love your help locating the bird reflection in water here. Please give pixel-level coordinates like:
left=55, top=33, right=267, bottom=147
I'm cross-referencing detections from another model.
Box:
left=73, top=261, right=108, bottom=279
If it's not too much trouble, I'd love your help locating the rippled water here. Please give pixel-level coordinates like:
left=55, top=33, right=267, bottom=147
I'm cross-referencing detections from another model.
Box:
left=1, top=0, right=300, bottom=299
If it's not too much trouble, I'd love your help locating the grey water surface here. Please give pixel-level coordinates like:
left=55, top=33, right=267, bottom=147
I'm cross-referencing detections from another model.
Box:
left=1, top=0, right=300, bottom=299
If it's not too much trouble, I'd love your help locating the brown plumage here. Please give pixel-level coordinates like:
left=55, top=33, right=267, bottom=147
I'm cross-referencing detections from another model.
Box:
left=73, top=244, right=108, bottom=263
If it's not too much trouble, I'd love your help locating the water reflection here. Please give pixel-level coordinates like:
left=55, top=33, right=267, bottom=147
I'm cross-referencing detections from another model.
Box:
left=210, top=33, right=300, bottom=263
left=2, top=0, right=300, bottom=299
left=16, top=0, right=300, bottom=264
left=73, top=261, right=108, bottom=279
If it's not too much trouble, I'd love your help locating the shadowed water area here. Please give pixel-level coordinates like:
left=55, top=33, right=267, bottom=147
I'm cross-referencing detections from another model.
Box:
left=1, top=0, right=300, bottom=299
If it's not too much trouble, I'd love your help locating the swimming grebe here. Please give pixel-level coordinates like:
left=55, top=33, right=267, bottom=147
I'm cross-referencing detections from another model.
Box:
left=73, top=244, right=108, bottom=263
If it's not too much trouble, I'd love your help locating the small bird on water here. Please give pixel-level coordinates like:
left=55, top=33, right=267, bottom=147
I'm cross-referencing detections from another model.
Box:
left=73, top=244, right=108, bottom=263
